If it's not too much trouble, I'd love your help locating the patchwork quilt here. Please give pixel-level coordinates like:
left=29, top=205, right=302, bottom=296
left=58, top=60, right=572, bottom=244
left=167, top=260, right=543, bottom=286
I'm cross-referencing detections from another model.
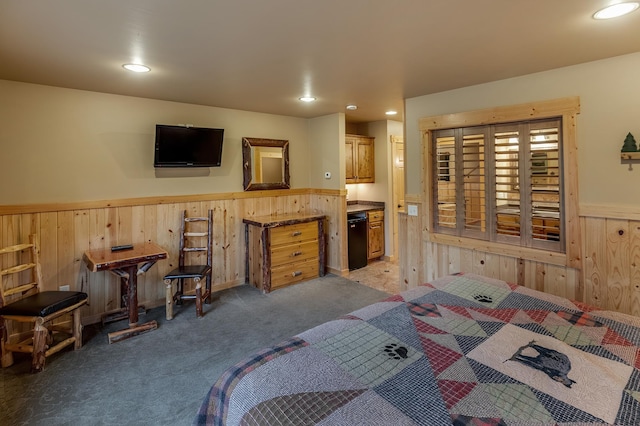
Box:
left=194, top=273, right=640, bottom=425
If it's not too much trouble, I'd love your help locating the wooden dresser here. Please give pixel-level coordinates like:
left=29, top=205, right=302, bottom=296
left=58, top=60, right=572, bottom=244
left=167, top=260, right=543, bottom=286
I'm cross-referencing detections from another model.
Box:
left=243, top=213, right=326, bottom=293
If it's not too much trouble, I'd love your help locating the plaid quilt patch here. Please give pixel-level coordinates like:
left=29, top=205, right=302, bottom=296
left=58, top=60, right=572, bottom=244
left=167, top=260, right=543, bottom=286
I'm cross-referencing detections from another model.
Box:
left=195, top=273, right=640, bottom=426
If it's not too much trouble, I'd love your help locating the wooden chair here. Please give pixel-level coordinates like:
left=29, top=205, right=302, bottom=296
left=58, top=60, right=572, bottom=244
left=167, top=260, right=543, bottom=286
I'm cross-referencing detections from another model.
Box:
left=163, top=210, right=213, bottom=320
left=0, top=235, right=87, bottom=372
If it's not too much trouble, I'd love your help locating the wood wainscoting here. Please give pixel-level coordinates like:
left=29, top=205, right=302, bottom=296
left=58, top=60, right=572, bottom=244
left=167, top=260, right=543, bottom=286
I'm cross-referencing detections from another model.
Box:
left=0, top=189, right=345, bottom=326
left=399, top=201, right=640, bottom=317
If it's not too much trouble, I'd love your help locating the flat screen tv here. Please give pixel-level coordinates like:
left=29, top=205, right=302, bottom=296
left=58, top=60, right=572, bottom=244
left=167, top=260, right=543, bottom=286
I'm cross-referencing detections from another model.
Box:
left=154, top=124, right=224, bottom=167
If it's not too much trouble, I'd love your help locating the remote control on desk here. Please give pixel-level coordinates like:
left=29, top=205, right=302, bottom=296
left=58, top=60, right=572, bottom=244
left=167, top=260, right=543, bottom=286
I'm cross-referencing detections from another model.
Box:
left=111, top=244, right=134, bottom=252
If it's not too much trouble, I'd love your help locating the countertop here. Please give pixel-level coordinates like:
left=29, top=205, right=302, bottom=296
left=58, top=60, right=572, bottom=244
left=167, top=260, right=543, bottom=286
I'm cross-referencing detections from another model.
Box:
left=242, top=213, right=326, bottom=228
left=347, top=201, right=385, bottom=214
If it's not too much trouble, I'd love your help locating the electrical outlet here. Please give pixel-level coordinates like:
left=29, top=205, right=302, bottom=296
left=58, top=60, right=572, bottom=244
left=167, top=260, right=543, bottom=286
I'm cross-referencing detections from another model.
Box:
left=59, top=285, right=70, bottom=291
left=407, top=205, right=418, bottom=216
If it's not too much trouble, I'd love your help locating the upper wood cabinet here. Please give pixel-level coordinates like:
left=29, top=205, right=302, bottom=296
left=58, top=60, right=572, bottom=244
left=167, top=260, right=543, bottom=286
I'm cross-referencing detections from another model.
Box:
left=345, top=134, right=375, bottom=183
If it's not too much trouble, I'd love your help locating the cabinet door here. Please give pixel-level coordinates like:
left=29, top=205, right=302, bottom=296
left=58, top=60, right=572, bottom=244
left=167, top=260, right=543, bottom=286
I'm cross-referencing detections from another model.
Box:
left=356, top=137, right=375, bottom=183
left=345, top=137, right=356, bottom=183
left=368, top=220, right=384, bottom=259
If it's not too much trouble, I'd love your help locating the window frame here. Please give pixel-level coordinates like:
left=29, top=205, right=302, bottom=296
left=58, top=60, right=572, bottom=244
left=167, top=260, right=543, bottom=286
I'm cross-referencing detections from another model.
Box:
left=419, top=97, right=581, bottom=269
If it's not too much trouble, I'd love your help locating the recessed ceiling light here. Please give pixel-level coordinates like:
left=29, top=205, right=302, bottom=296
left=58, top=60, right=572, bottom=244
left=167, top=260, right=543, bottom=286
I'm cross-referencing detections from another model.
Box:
left=299, top=96, right=316, bottom=102
left=385, top=110, right=398, bottom=116
left=123, top=63, right=151, bottom=73
left=593, top=2, right=639, bottom=19
left=346, top=105, right=358, bottom=110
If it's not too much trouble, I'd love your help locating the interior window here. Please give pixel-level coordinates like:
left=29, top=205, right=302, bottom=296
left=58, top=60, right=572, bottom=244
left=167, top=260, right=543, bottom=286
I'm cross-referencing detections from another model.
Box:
left=433, top=118, right=563, bottom=252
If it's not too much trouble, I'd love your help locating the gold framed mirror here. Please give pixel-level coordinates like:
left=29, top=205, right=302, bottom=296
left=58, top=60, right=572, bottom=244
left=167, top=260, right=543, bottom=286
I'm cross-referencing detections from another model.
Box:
left=242, top=137, right=290, bottom=191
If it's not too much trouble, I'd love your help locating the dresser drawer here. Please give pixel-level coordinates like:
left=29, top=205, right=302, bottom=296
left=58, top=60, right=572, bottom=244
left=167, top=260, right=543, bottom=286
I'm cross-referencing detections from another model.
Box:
left=271, top=258, right=319, bottom=289
left=367, top=210, right=384, bottom=222
left=270, top=222, right=317, bottom=247
left=270, top=240, right=319, bottom=268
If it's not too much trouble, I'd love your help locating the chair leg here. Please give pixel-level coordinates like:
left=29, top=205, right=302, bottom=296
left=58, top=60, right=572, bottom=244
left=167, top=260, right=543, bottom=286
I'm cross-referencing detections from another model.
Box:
left=0, top=318, right=14, bottom=368
left=195, top=278, right=203, bottom=318
left=73, top=309, right=83, bottom=350
left=31, top=318, right=48, bottom=373
left=176, top=279, right=184, bottom=305
left=205, top=276, right=212, bottom=305
left=164, top=279, right=174, bottom=320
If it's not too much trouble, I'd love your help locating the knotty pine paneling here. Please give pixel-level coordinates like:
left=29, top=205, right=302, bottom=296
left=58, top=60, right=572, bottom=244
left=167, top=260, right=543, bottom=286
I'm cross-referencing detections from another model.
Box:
left=0, top=189, right=344, bottom=326
left=310, top=193, right=343, bottom=275
left=582, top=216, right=640, bottom=316
left=399, top=211, right=640, bottom=317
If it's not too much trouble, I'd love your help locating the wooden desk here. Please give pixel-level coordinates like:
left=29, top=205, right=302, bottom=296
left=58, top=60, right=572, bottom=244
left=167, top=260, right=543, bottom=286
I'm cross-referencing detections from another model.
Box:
left=83, top=242, right=167, bottom=343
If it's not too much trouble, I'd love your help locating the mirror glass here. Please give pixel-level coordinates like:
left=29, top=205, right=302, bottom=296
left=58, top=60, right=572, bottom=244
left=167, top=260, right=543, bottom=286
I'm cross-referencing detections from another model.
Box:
left=242, top=137, right=290, bottom=191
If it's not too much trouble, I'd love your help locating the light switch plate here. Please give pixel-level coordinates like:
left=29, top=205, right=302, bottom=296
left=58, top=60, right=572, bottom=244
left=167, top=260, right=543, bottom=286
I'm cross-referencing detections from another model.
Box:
left=407, top=204, right=418, bottom=216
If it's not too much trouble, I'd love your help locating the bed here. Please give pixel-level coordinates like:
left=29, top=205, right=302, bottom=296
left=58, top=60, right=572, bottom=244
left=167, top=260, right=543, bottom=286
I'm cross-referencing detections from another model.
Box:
left=194, top=273, right=640, bottom=425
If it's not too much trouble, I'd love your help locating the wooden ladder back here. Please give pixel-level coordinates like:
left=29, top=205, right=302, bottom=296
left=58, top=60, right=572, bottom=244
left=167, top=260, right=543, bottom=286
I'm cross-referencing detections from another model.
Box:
left=179, top=210, right=213, bottom=270
left=0, top=236, right=41, bottom=306
left=163, top=210, right=214, bottom=320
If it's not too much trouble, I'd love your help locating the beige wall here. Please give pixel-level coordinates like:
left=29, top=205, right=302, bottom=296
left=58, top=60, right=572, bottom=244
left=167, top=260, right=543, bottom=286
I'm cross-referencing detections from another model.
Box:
left=0, top=80, right=313, bottom=205
left=308, top=113, right=345, bottom=189
left=404, top=52, right=640, bottom=209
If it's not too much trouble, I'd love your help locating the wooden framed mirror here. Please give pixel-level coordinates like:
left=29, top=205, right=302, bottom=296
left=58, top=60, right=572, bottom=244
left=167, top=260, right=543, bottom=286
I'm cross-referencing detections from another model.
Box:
left=242, top=137, right=290, bottom=191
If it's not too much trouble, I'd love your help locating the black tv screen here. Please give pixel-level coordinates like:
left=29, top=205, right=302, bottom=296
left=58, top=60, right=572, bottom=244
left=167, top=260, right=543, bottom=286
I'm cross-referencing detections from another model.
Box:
left=154, top=125, right=224, bottom=167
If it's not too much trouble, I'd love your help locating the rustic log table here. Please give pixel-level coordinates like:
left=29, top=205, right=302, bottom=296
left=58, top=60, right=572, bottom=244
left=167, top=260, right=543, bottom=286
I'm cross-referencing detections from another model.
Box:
left=83, top=242, right=167, bottom=344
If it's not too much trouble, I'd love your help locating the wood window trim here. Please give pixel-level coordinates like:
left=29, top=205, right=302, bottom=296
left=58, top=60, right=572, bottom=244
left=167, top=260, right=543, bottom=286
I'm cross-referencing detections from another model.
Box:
left=420, top=96, right=581, bottom=269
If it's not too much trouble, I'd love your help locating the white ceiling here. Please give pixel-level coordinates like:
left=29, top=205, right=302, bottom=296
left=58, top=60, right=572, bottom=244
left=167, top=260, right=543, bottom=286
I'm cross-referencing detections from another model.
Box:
left=1, top=1, right=639, bottom=123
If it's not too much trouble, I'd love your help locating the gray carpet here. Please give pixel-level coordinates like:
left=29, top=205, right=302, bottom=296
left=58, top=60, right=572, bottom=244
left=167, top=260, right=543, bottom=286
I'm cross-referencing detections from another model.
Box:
left=1, top=275, right=389, bottom=426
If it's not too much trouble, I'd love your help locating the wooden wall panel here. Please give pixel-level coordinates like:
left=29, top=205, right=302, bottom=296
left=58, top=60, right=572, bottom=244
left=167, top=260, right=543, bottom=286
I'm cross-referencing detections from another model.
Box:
left=631, top=221, right=640, bottom=317
left=398, top=213, right=407, bottom=291
left=406, top=240, right=579, bottom=303
left=583, top=217, right=607, bottom=308
left=141, top=205, right=159, bottom=303
left=87, top=209, right=106, bottom=319
left=401, top=215, right=640, bottom=318
left=445, top=245, right=460, bottom=276
left=0, top=189, right=344, bottom=327
left=310, top=193, right=343, bottom=275
left=39, top=213, right=57, bottom=292
left=405, top=209, right=424, bottom=288
left=605, top=219, right=630, bottom=313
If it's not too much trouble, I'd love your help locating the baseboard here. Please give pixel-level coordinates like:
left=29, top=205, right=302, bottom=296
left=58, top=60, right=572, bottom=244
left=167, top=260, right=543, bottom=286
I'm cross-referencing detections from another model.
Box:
left=327, top=266, right=349, bottom=277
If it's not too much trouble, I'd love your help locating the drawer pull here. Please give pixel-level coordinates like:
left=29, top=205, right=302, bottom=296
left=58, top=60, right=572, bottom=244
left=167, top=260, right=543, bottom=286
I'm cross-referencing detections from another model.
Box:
left=291, top=231, right=302, bottom=237
left=292, top=271, right=302, bottom=277
left=291, top=251, right=302, bottom=257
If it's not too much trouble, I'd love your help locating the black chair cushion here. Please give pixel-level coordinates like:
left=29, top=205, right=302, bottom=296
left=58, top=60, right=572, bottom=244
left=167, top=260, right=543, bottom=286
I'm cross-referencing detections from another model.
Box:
left=0, top=291, right=87, bottom=317
left=164, top=265, right=212, bottom=280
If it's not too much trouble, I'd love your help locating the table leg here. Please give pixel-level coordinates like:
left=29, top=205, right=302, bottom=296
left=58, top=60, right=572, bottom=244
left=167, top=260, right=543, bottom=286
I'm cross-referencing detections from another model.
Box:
left=106, top=263, right=157, bottom=344
left=244, top=223, right=249, bottom=284
left=126, top=265, right=138, bottom=326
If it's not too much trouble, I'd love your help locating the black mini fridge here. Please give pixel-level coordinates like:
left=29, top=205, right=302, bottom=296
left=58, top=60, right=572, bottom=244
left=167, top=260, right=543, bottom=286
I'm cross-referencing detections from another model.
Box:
left=348, top=215, right=368, bottom=270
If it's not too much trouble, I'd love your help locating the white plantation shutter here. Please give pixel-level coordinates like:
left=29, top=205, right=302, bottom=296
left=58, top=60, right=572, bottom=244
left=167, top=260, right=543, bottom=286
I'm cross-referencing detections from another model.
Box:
left=434, top=133, right=456, bottom=231
left=462, top=129, right=487, bottom=238
left=432, top=118, right=563, bottom=252
left=494, top=125, right=521, bottom=241
left=529, top=120, right=562, bottom=250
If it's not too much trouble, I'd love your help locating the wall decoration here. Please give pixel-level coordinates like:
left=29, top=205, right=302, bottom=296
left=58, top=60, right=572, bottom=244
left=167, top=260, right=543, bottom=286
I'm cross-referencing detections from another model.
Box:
left=620, top=132, right=640, bottom=168
left=621, top=132, right=638, bottom=152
